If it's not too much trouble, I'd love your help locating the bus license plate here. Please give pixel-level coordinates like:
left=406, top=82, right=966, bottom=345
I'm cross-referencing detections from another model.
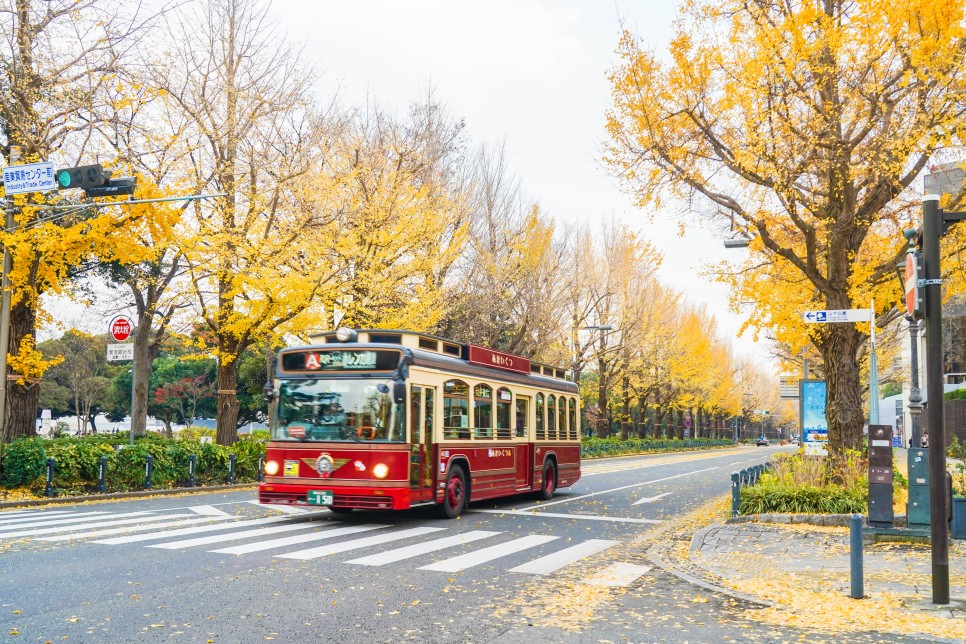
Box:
left=307, top=490, right=334, bottom=506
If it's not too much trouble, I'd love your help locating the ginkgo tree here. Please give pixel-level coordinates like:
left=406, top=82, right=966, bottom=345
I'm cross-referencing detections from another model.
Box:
left=606, top=0, right=966, bottom=456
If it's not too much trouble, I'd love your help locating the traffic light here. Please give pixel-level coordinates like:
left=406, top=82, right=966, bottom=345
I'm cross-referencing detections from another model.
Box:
left=56, top=164, right=106, bottom=190
left=84, top=177, right=136, bottom=197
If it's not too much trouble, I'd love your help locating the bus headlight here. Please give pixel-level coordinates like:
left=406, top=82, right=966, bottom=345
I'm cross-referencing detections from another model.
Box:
left=373, top=463, right=389, bottom=479
left=264, top=460, right=280, bottom=476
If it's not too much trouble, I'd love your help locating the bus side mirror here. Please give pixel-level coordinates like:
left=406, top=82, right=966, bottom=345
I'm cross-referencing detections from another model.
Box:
left=393, top=380, right=406, bottom=404
left=263, top=385, right=276, bottom=403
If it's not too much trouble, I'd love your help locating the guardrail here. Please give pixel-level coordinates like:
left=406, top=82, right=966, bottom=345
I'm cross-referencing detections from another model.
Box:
left=730, top=464, right=769, bottom=517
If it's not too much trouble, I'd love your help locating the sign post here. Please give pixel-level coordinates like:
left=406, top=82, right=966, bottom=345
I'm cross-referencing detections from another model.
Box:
left=107, top=315, right=135, bottom=444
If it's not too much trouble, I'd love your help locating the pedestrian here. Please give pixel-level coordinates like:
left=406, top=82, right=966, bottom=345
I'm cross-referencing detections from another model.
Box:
left=921, top=432, right=929, bottom=448
left=908, top=437, right=913, bottom=448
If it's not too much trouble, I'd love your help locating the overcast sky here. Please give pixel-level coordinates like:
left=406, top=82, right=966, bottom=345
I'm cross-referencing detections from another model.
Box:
left=270, top=0, right=765, bottom=362
left=43, top=0, right=768, bottom=365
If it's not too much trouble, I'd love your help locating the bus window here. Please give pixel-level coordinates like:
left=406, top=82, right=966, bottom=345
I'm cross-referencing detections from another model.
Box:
left=558, top=396, right=567, bottom=441
left=569, top=397, right=578, bottom=440
left=496, top=387, right=512, bottom=439
left=474, top=384, right=493, bottom=439
left=443, top=380, right=469, bottom=439
left=535, top=393, right=545, bottom=440
left=515, top=396, right=529, bottom=438
left=547, top=395, right=557, bottom=440
left=410, top=386, right=423, bottom=444
left=425, top=387, right=435, bottom=442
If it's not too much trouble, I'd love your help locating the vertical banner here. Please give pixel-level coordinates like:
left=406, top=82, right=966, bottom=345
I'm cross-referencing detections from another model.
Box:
left=800, top=379, right=829, bottom=456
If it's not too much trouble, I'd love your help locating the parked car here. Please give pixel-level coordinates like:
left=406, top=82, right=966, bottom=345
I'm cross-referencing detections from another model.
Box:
left=756, top=437, right=769, bottom=446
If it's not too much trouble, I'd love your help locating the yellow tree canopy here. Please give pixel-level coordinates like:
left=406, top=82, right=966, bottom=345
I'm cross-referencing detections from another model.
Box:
left=606, top=0, right=966, bottom=454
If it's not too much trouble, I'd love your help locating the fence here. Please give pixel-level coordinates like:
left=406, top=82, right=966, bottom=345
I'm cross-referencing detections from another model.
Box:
left=730, top=463, right=769, bottom=517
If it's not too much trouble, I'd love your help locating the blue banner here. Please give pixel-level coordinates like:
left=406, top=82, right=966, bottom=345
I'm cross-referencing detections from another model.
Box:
left=800, top=380, right=828, bottom=455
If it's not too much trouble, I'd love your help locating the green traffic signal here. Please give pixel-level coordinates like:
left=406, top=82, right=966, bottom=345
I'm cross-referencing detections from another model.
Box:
left=54, top=164, right=105, bottom=189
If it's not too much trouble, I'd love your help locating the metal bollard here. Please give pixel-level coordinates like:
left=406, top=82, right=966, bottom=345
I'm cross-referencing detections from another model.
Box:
left=849, top=514, right=864, bottom=599
left=98, top=456, right=107, bottom=493
left=257, top=455, right=264, bottom=483
left=731, top=472, right=740, bottom=517
left=188, top=454, right=197, bottom=487
left=228, top=454, right=236, bottom=484
left=144, top=454, right=154, bottom=490
left=45, top=457, right=55, bottom=497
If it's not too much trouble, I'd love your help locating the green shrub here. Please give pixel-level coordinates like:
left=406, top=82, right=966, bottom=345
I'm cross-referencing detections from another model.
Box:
left=44, top=437, right=116, bottom=493
left=1, top=437, right=48, bottom=488
left=580, top=436, right=732, bottom=458
left=739, top=475, right=867, bottom=514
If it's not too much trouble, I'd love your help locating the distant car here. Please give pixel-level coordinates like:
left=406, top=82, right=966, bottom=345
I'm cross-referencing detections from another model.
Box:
left=756, top=437, right=769, bottom=446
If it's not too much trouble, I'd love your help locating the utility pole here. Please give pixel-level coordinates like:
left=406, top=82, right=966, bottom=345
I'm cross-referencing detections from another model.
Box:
left=0, top=145, right=21, bottom=441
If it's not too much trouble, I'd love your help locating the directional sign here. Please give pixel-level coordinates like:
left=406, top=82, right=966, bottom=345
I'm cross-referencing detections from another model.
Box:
left=2, top=162, right=56, bottom=195
left=802, top=309, right=871, bottom=324
left=107, top=343, right=134, bottom=362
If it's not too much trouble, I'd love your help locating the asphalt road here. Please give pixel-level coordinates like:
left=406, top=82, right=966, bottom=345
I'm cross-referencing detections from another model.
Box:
left=0, top=445, right=936, bottom=643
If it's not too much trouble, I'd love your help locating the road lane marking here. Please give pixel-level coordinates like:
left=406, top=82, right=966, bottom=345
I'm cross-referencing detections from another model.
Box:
left=91, top=515, right=325, bottom=545
left=632, top=492, right=672, bottom=506
left=148, top=521, right=340, bottom=549
left=275, top=527, right=446, bottom=561
left=345, top=530, right=502, bottom=566
left=38, top=516, right=235, bottom=541
left=245, top=500, right=307, bottom=514
left=211, top=524, right=388, bottom=555
left=187, top=505, right=232, bottom=517
left=0, top=513, right=193, bottom=539
left=419, top=534, right=559, bottom=572
left=471, top=509, right=663, bottom=524
left=582, top=562, right=651, bottom=586
left=513, top=466, right=720, bottom=511
left=508, top=539, right=619, bottom=575
left=0, top=511, right=111, bottom=528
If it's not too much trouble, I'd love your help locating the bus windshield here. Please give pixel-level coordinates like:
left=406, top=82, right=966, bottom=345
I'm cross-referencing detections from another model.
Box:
left=273, top=378, right=405, bottom=442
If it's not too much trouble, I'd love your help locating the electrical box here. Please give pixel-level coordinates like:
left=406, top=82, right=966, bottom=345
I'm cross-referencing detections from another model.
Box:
left=868, top=425, right=894, bottom=527
left=907, top=448, right=930, bottom=527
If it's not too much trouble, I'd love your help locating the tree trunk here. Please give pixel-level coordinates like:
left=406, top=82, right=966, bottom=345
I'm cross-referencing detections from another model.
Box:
left=131, top=316, right=154, bottom=437
left=818, top=323, right=865, bottom=455
left=3, top=299, right=39, bottom=441
left=215, top=360, right=240, bottom=445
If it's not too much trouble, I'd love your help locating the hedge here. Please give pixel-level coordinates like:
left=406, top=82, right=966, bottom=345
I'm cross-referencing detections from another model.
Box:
left=580, top=436, right=733, bottom=458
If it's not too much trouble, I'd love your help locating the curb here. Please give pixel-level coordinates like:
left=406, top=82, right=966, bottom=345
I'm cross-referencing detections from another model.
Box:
left=0, top=483, right=258, bottom=509
left=726, top=513, right=856, bottom=527
left=645, top=523, right=772, bottom=608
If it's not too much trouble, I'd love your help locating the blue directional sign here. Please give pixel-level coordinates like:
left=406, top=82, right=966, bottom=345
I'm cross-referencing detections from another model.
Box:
left=803, top=309, right=871, bottom=324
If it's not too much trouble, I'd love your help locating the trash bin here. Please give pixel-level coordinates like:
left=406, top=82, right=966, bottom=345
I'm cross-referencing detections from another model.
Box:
left=953, top=497, right=966, bottom=540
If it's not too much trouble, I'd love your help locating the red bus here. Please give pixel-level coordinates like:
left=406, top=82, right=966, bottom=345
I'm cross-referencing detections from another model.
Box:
left=258, top=329, right=581, bottom=518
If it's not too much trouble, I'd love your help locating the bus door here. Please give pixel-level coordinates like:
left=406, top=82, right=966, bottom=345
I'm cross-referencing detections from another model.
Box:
left=409, top=385, right=436, bottom=503
left=514, top=396, right=531, bottom=489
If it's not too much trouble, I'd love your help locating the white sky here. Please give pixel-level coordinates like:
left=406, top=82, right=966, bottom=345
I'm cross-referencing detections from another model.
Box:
left=271, top=0, right=767, bottom=363
left=43, top=0, right=769, bottom=366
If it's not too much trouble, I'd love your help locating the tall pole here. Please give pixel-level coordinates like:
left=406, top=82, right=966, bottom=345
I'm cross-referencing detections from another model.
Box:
left=129, top=355, right=136, bottom=445
left=921, top=194, right=949, bottom=605
left=0, top=145, right=20, bottom=441
left=907, top=316, right=923, bottom=447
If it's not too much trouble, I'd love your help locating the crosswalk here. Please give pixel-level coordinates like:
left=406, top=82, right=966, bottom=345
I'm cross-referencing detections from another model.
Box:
left=0, top=505, right=649, bottom=585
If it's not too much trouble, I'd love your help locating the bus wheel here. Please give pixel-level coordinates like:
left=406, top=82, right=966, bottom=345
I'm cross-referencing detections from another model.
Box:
left=441, top=466, right=467, bottom=519
left=538, top=462, right=556, bottom=501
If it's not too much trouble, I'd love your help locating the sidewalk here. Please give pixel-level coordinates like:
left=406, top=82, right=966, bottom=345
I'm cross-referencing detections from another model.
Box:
left=650, top=508, right=966, bottom=642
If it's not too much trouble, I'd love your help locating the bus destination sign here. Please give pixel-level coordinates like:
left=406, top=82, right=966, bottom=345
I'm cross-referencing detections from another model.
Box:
left=281, top=349, right=399, bottom=373
left=467, top=345, right=531, bottom=374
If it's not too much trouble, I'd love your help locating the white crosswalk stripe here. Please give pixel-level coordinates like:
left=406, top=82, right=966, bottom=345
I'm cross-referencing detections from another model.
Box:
left=245, top=500, right=307, bottom=514
left=345, top=530, right=502, bottom=566
left=39, top=516, right=236, bottom=542
left=274, top=526, right=446, bottom=560
left=419, top=534, right=559, bottom=572
left=0, top=511, right=88, bottom=525
left=0, top=513, right=194, bottom=539
left=211, top=524, right=390, bottom=555
left=507, top=539, right=618, bottom=575
left=148, top=521, right=341, bottom=549
left=93, top=514, right=328, bottom=545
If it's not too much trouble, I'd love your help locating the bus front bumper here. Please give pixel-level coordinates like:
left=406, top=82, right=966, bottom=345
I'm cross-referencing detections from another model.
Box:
left=258, top=482, right=411, bottom=510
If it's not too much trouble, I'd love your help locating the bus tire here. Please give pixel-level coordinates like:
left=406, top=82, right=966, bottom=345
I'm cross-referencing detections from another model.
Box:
left=538, top=461, right=556, bottom=501
left=440, top=465, right=467, bottom=519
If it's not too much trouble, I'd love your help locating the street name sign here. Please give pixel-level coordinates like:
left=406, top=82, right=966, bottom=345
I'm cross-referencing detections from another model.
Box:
left=107, top=343, right=133, bottom=362
left=802, top=309, right=871, bottom=324
left=1, top=162, right=56, bottom=195
left=779, top=376, right=799, bottom=399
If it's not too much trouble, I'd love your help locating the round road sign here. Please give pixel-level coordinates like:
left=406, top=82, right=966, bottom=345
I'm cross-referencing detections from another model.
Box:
left=109, top=315, right=133, bottom=342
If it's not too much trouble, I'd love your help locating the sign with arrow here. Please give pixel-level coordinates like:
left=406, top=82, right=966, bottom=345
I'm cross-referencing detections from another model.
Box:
left=802, top=309, right=871, bottom=324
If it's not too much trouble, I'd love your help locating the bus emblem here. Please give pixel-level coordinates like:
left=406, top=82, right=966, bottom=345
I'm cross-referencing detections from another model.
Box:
left=315, top=454, right=335, bottom=477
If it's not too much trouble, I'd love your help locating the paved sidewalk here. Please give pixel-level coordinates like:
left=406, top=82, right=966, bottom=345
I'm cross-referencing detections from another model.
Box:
left=651, top=516, right=966, bottom=641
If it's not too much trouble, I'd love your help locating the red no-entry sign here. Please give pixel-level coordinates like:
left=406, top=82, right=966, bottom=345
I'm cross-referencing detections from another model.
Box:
left=109, top=315, right=133, bottom=342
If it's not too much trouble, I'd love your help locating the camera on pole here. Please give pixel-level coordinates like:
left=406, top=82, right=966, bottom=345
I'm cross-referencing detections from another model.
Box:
left=55, top=163, right=137, bottom=198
